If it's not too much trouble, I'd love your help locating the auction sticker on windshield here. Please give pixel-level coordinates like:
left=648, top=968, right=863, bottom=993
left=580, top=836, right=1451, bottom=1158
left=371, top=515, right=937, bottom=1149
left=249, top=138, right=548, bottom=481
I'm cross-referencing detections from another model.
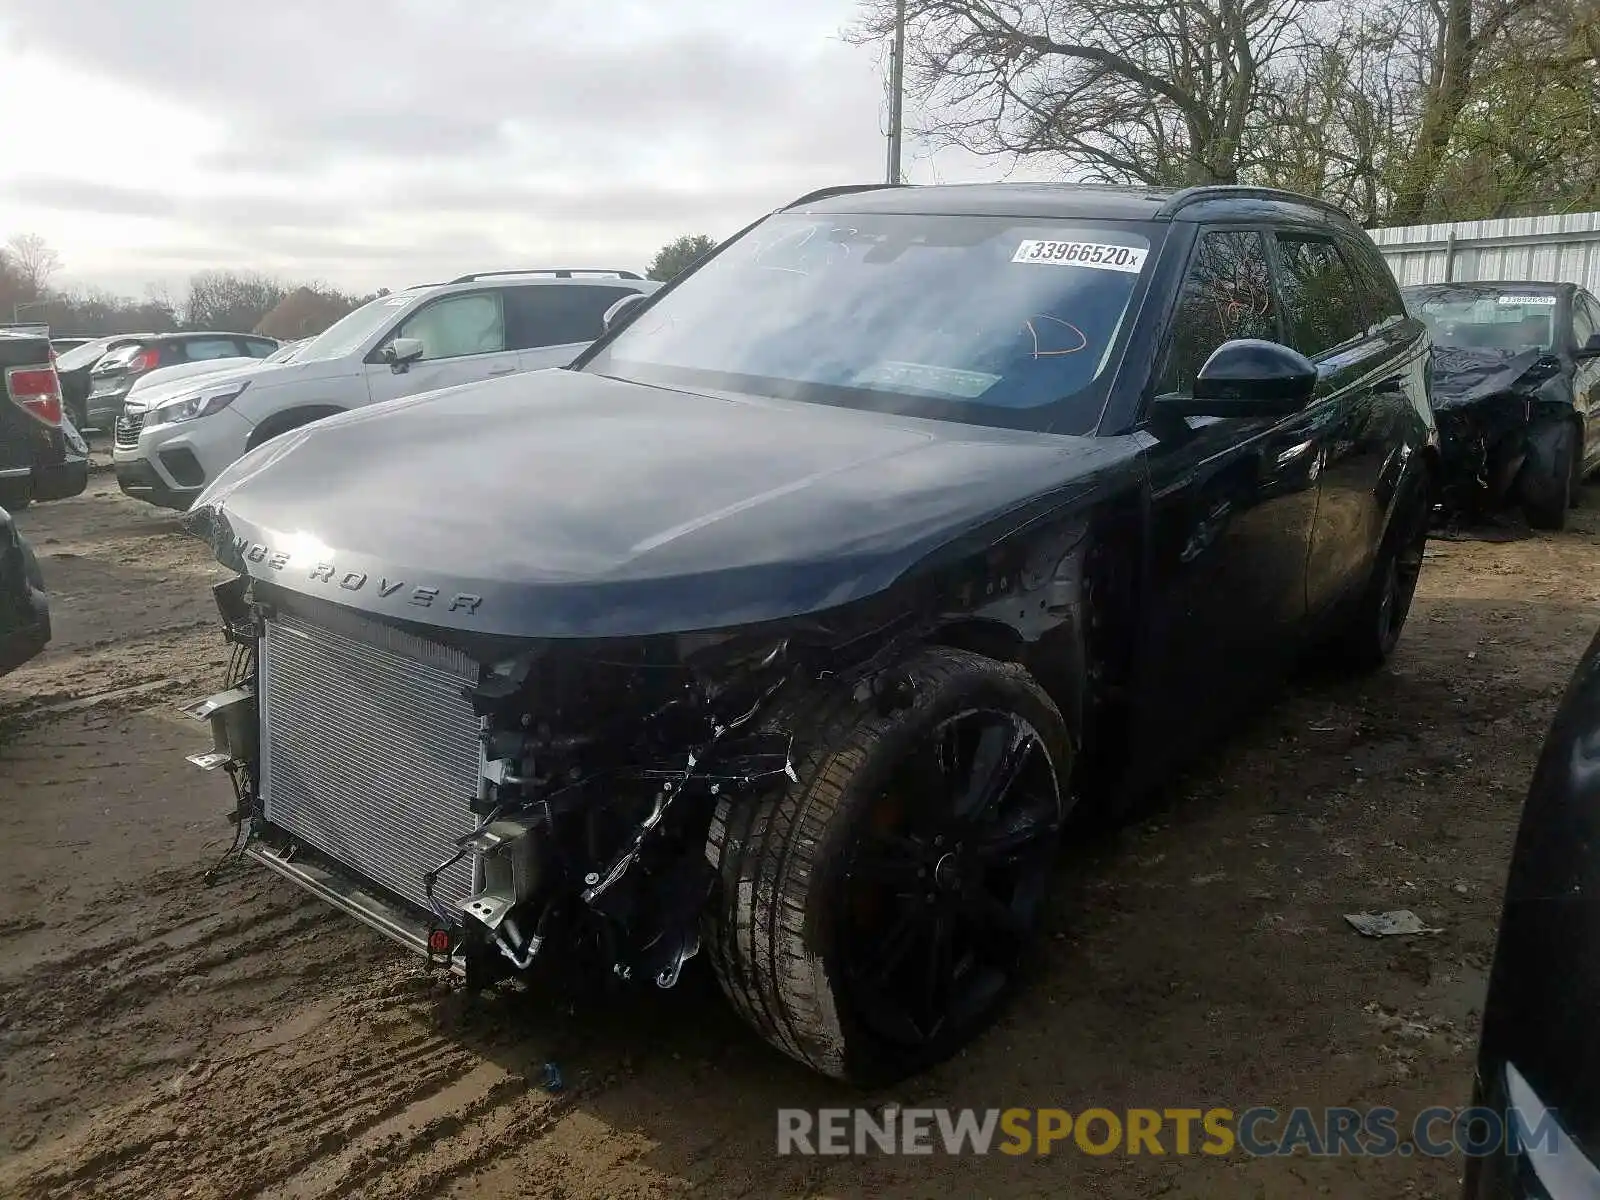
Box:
left=1012, top=240, right=1147, bottom=273
left=1497, top=294, right=1557, bottom=305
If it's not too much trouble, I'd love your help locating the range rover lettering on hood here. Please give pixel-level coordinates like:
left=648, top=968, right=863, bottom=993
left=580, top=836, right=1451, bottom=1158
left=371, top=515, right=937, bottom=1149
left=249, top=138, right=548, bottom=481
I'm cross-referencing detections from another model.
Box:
left=230, top=535, right=484, bottom=615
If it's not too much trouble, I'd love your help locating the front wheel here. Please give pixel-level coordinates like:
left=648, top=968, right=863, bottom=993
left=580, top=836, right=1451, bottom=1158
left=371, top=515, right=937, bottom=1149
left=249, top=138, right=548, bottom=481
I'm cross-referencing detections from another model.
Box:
left=1520, top=420, right=1577, bottom=530
left=705, top=647, right=1071, bottom=1084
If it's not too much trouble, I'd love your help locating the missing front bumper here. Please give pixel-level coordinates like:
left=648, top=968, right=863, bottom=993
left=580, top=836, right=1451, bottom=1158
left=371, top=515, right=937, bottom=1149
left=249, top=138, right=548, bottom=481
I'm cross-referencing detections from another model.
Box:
left=246, top=840, right=465, bottom=976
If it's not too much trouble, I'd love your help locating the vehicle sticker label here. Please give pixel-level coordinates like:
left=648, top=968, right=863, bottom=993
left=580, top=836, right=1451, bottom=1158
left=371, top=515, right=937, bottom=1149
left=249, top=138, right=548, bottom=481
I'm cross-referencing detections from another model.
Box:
left=1497, top=294, right=1557, bottom=305
left=1012, top=240, right=1147, bottom=273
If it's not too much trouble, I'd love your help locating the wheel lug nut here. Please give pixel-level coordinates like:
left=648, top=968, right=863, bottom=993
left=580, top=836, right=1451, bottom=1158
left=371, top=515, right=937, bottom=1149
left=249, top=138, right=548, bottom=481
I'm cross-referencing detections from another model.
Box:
left=918, top=867, right=927, bottom=878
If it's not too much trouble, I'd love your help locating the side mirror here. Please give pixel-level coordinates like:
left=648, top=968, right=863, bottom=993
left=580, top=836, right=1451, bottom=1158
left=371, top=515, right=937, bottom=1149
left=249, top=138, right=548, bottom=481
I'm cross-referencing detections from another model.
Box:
left=602, top=292, right=648, bottom=334
left=1161, top=339, right=1318, bottom=418
left=1578, top=332, right=1600, bottom=360
left=383, top=336, right=425, bottom=373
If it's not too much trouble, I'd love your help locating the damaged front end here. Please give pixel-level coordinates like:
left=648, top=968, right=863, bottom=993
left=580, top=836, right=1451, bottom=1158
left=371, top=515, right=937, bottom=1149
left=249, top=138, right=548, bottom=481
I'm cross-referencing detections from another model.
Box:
left=183, top=575, right=888, bottom=990
left=1429, top=347, right=1571, bottom=518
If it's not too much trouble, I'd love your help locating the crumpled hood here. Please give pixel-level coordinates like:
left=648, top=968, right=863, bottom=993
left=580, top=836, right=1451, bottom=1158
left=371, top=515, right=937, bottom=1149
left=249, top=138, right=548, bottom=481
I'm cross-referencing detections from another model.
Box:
left=1428, top=347, right=1552, bottom=409
left=187, top=369, right=1133, bottom=638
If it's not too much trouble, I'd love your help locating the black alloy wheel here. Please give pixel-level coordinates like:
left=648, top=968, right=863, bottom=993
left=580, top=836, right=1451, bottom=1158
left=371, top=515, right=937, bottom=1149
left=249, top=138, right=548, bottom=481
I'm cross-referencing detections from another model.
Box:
left=705, top=647, right=1070, bottom=1084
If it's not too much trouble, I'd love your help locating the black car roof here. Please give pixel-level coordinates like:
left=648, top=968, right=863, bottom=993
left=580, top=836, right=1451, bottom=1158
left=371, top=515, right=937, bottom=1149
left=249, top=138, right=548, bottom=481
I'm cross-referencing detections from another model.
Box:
left=783, top=182, right=1353, bottom=225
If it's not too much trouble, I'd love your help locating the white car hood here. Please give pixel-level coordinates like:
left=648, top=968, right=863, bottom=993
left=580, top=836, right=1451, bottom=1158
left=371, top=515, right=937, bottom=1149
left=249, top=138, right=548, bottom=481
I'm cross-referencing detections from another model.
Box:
left=127, top=358, right=255, bottom=397
left=124, top=358, right=336, bottom=414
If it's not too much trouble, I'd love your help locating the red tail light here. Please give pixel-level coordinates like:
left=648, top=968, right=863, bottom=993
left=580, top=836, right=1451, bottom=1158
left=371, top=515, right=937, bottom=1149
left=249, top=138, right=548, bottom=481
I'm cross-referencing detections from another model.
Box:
left=6, top=366, right=64, bottom=427
left=128, top=347, right=162, bottom=372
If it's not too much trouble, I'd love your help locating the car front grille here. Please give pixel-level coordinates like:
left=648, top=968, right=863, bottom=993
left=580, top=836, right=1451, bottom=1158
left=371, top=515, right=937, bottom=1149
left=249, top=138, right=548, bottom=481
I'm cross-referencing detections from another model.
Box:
left=114, top=412, right=144, bottom=449
left=259, top=605, right=483, bottom=915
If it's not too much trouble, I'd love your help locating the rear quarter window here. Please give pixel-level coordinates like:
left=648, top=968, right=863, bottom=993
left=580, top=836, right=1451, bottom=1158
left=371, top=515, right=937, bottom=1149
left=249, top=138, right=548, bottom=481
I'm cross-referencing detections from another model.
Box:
left=505, top=285, right=640, bottom=350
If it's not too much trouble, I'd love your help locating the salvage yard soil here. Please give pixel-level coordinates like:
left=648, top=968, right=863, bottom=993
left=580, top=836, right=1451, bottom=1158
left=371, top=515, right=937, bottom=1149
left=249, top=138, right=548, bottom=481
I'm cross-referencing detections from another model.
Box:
left=5, top=464, right=1600, bottom=1200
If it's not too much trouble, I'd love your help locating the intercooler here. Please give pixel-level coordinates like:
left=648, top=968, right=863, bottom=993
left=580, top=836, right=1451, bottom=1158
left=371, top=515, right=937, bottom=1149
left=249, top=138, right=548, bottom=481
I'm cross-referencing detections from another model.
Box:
left=259, top=605, right=483, bottom=915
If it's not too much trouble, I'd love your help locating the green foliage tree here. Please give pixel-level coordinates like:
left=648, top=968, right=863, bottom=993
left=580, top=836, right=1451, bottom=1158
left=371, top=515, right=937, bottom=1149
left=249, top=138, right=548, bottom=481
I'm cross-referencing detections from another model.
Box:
left=647, top=234, right=718, bottom=282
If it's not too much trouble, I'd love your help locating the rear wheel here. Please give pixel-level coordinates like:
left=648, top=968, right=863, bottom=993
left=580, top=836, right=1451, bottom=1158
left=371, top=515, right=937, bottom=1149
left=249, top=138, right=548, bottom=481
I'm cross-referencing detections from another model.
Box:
left=1331, top=471, right=1431, bottom=672
left=705, top=647, right=1070, bottom=1084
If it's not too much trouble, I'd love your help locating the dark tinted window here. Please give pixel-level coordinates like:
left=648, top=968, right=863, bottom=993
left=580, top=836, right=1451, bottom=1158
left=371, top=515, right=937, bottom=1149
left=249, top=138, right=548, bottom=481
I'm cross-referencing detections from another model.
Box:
left=1159, top=229, right=1278, bottom=395
left=179, top=336, right=245, bottom=362
left=1340, top=235, right=1406, bottom=327
left=1273, top=234, right=1367, bottom=356
left=505, top=285, right=637, bottom=350
left=1571, top=293, right=1597, bottom=350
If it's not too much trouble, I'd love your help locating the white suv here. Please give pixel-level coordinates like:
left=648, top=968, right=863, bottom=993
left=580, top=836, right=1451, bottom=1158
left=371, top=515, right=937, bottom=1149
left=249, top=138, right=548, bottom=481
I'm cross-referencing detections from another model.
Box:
left=113, top=269, right=658, bottom=510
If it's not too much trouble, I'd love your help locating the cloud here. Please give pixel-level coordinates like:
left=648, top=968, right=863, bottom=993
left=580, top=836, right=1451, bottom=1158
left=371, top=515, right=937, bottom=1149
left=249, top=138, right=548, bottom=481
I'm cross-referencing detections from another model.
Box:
left=0, top=0, right=969, bottom=294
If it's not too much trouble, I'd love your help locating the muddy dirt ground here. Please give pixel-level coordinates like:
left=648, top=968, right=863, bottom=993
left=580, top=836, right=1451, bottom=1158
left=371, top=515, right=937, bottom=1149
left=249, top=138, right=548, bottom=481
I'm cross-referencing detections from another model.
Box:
left=3, top=457, right=1599, bottom=1200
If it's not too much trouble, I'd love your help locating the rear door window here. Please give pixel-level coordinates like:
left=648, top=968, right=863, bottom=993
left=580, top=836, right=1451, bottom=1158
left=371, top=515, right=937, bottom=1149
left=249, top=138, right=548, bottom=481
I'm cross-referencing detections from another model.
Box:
left=504, top=285, right=638, bottom=350
left=1272, top=234, right=1368, bottom=357
left=1571, top=293, right=1597, bottom=351
left=395, top=291, right=506, bottom=360
left=1340, top=236, right=1406, bottom=330
left=1157, top=229, right=1279, bottom=395
left=241, top=337, right=278, bottom=358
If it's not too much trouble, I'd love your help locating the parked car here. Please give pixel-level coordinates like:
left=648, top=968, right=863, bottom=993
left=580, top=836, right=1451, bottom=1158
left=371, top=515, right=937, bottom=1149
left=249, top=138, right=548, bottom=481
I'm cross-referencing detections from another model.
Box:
left=116, top=270, right=658, bottom=511
left=1462, top=624, right=1600, bottom=1197
left=123, top=338, right=305, bottom=408
left=1401, top=281, right=1600, bottom=529
left=53, top=334, right=149, bottom=430
left=182, top=184, right=1436, bottom=1083
left=0, top=327, right=89, bottom=512
left=0, top=504, right=51, bottom=676
left=83, top=331, right=279, bottom=431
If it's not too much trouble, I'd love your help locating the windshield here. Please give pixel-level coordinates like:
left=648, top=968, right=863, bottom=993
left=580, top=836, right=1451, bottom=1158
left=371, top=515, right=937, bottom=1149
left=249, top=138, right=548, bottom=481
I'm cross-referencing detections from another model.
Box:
left=580, top=212, right=1156, bottom=433
left=1409, top=289, right=1560, bottom=352
left=295, top=293, right=416, bottom=362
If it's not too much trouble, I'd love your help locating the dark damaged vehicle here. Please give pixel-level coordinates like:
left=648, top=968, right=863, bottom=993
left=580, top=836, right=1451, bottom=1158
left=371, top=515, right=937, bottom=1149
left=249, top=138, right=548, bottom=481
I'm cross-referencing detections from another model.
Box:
left=0, top=327, right=90, bottom=512
left=1402, top=282, right=1600, bottom=529
left=183, top=182, right=1438, bottom=1083
left=1463, top=624, right=1600, bottom=1198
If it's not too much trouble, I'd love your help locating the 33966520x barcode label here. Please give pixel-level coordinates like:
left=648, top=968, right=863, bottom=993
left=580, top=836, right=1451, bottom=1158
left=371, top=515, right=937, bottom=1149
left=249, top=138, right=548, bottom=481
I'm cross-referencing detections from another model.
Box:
left=1011, top=240, right=1147, bottom=273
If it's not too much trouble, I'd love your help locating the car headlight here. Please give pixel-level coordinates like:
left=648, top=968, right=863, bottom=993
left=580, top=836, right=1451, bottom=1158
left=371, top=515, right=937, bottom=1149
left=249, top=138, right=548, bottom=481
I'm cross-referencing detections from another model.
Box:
left=146, top=381, right=250, bottom=428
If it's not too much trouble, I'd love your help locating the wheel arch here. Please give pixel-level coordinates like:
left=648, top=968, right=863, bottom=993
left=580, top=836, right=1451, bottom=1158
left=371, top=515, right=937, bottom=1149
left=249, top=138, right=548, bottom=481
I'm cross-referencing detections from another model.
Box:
left=246, top=404, right=345, bottom=450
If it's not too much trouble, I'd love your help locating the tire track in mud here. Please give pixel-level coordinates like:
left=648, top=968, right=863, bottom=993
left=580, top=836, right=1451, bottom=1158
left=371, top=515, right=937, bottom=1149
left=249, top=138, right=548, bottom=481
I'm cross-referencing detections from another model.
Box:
left=2, top=962, right=601, bottom=1200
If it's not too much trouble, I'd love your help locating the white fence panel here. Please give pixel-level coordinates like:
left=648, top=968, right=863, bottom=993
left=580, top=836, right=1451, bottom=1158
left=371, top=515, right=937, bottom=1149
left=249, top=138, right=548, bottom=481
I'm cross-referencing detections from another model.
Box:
left=1368, top=212, right=1600, bottom=292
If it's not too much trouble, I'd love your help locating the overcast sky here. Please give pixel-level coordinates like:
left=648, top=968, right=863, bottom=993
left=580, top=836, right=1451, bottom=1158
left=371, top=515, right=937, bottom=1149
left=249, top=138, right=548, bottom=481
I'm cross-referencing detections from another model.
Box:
left=0, top=0, right=1033, bottom=298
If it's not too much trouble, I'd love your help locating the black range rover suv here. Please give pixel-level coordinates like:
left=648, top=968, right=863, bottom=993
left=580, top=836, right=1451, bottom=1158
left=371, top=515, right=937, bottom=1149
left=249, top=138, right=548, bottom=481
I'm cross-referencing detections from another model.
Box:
left=183, top=183, right=1438, bottom=1084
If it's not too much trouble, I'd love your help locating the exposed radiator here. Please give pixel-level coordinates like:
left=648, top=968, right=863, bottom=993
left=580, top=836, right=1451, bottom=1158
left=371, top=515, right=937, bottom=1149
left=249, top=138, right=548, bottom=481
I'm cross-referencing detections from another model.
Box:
left=259, top=606, right=482, bottom=914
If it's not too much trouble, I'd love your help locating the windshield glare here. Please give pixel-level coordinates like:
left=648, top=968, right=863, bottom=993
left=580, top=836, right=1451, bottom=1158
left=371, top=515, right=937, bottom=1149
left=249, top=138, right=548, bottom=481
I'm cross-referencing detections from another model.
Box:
left=295, top=293, right=415, bottom=362
left=55, top=338, right=120, bottom=370
left=1411, top=291, right=1559, bottom=352
left=581, top=213, right=1155, bottom=432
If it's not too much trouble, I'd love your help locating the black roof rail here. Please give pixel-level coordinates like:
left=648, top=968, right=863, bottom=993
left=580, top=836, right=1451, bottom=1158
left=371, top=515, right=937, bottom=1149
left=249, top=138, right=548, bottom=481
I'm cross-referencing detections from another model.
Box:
left=780, top=183, right=911, bottom=210
left=448, top=268, right=644, bottom=283
left=1154, top=185, right=1352, bottom=220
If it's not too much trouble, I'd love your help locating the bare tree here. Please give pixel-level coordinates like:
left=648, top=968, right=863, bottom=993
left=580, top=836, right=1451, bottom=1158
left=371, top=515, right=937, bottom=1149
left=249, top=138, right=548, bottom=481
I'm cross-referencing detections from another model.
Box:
left=181, top=269, right=288, bottom=332
left=851, top=0, right=1322, bottom=187
left=3, top=233, right=62, bottom=298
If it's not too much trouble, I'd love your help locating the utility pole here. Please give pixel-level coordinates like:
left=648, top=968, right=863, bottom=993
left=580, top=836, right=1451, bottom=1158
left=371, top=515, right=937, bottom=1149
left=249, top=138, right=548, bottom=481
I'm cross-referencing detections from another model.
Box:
left=885, top=0, right=907, bottom=185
